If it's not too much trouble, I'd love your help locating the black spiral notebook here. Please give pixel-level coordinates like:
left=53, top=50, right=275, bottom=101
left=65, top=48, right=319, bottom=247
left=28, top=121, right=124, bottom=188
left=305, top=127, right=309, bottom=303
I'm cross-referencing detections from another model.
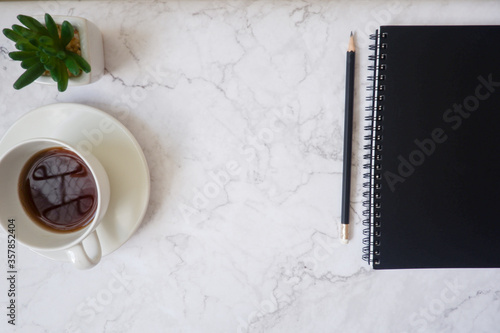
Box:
left=363, top=26, right=500, bottom=269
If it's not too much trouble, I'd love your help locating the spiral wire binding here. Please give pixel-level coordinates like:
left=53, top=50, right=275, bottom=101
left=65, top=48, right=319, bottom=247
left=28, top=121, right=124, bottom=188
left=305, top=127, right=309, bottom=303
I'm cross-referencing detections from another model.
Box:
left=362, top=30, right=386, bottom=266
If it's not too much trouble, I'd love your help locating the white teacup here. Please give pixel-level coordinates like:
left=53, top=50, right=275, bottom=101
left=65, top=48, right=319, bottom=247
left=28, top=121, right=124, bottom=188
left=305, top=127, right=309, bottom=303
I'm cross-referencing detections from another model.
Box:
left=0, top=138, right=110, bottom=269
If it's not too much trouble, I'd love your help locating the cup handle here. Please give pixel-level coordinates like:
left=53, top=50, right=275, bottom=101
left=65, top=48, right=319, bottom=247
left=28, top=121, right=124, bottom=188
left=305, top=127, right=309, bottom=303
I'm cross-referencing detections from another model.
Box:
left=66, top=231, right=102, bottom=269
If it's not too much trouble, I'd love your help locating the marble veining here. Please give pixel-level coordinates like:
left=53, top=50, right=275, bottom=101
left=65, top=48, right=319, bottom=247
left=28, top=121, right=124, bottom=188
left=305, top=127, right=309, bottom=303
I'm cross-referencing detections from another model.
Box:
left=0, top=1, right=500, bottom=332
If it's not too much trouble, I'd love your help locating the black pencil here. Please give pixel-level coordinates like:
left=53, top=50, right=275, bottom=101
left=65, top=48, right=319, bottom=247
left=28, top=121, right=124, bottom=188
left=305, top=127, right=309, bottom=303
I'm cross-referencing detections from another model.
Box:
left=341, top=32, right=355, bottom=244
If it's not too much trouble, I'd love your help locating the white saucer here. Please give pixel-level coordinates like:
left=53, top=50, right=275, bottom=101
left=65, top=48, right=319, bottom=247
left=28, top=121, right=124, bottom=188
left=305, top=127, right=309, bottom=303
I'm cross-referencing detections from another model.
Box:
left=0, top=103, right=150, bottom=262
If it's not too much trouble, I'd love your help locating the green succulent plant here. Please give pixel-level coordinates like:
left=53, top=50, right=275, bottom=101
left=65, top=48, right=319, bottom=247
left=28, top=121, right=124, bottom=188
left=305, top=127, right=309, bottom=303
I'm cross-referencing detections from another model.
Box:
left=2, top=13, right=91, bottom=92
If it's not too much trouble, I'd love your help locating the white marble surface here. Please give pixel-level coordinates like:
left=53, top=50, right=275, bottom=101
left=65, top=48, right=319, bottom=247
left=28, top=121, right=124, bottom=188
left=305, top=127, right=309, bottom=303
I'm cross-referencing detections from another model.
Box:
left=1, top=0, right=500, bottom=332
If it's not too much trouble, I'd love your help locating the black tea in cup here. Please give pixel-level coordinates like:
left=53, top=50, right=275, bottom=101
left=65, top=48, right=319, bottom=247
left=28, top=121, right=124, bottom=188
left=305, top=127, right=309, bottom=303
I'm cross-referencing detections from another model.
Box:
left=18, top=147, right=98, bottom=232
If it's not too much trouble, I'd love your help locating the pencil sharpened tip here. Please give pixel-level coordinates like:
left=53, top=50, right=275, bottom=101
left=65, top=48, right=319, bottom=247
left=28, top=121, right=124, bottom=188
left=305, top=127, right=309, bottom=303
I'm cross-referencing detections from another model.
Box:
left=347, top=33, right=355, bottom=52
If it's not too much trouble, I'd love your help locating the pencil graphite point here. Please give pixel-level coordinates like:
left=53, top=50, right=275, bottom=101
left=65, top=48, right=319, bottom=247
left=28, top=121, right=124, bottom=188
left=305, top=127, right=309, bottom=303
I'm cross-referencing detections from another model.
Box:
left=348, top=32, right=355, bottom=52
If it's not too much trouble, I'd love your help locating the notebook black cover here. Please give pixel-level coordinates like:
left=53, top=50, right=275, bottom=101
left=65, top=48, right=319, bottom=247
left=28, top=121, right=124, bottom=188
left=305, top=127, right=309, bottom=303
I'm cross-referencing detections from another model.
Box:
left=364, top=26, right=500, bottom=269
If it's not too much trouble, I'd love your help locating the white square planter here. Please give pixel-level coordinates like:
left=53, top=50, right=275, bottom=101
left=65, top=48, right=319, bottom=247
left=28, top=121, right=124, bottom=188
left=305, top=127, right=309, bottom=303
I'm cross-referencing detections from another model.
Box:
left=34, top=15, right=104, bottom=87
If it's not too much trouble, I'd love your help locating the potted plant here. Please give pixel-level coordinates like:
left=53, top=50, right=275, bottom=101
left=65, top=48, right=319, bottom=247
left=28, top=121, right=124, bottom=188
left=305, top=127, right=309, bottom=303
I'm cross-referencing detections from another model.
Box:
left=2, top=13, right=104, bottom=92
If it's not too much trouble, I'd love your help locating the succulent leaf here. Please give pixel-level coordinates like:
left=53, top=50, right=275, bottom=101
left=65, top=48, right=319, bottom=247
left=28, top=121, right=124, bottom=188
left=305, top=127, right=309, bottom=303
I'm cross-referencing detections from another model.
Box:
left=8, top=51, right=37, bottom=60
left=21, top=56, right=41, bottom=69
left=60, top=21, right=74, bottom=47
left=15, top=41, right=37, bottom=52
left=57, top=60, right=68, bottom=92
left=12, top=24, right=39, bottom=40
left=3, top=28, right=23, bottom=42
left=28, top=38, right=39, bottom=48
left=56, top=51, right=66, bottom=59
left=48, top=58, right=60, bottom=81
left=38, top=36, right=55, bottom=46
left=64, top=56, right=80, bottom=76
left=50, top=60, right=59, bottom=80
left=39, top=53, right=50, bottom=64
left=69, top=53, right=91, bottom=73
left=44, top=14, right=59, bottom=40
left=41, top=47, right=58, bottom=57
left=44, top=57, right=56, bottom=72
left=13, top=61, right=45, bottom=90
left=17, top=15, right=49, bottom=36
left=39, top=36, right=61, bottom=56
